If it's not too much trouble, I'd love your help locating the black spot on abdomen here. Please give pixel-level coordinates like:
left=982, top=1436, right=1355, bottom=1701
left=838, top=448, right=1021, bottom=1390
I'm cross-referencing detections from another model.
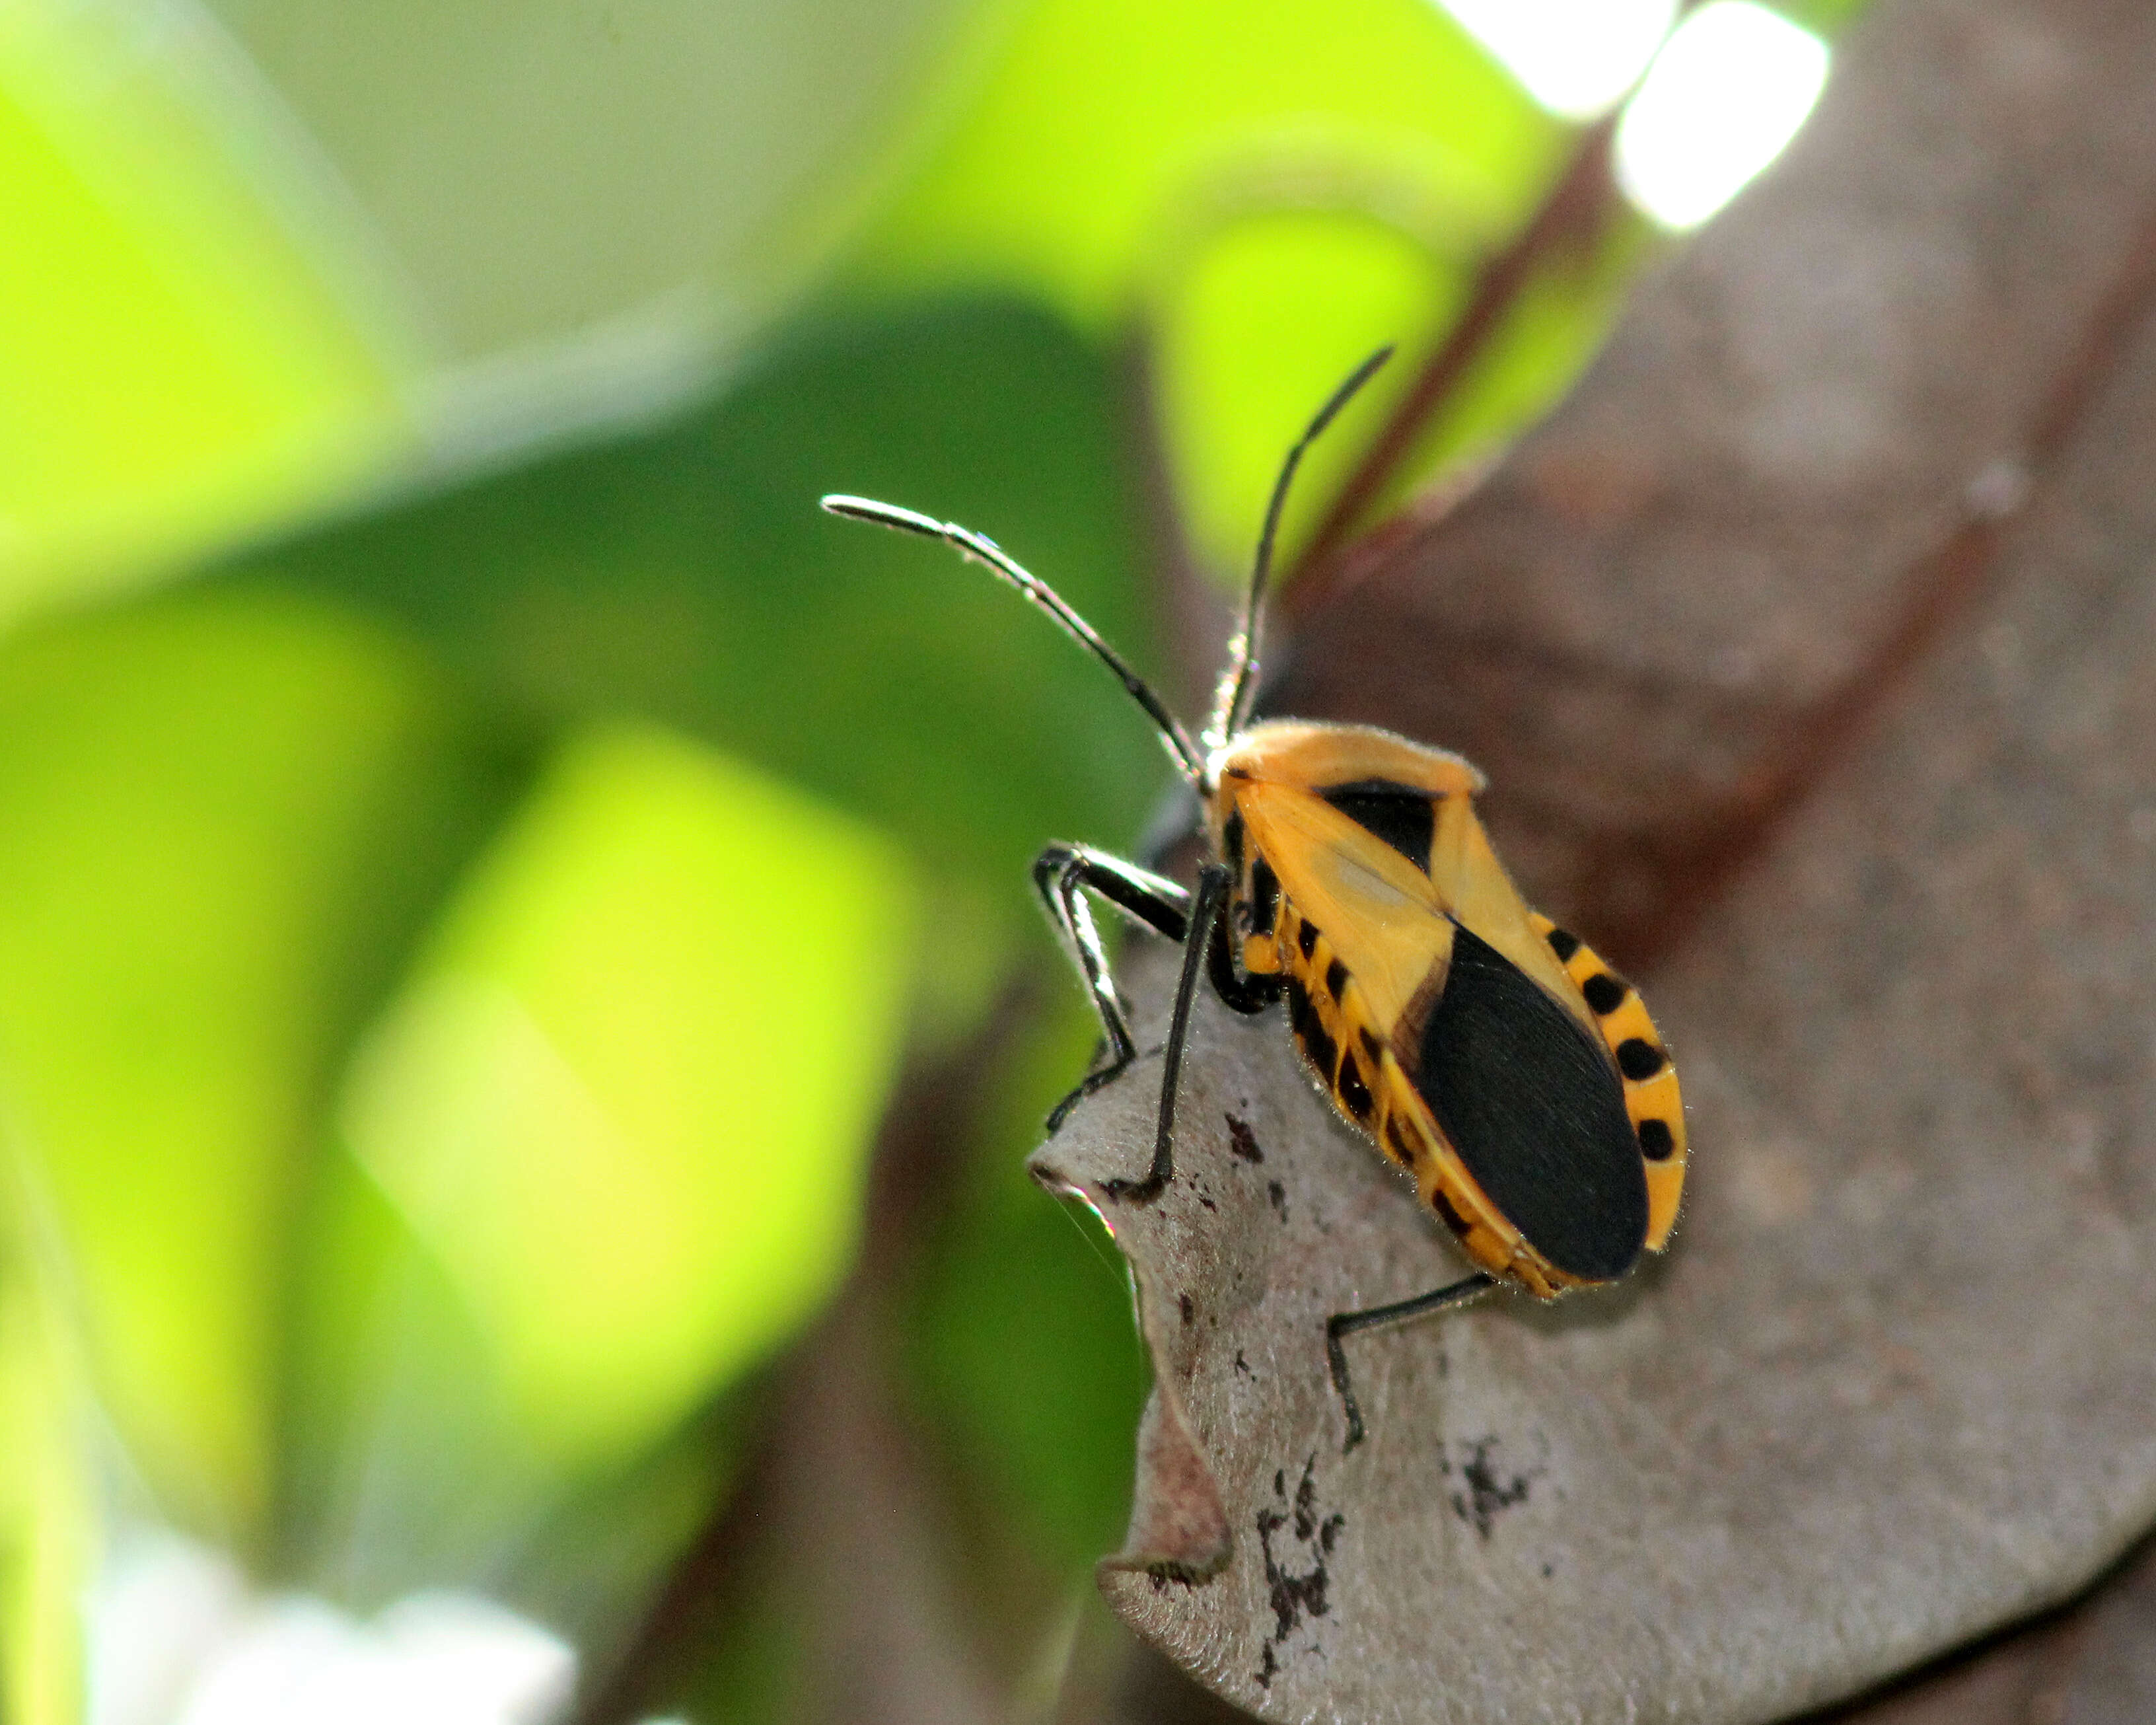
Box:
left=1338, top=1058, right=1373, bottom=1120
left=1416, top=925, right=1645, bottom=1281
left=1301, top=1012, right=1338, bottom=1084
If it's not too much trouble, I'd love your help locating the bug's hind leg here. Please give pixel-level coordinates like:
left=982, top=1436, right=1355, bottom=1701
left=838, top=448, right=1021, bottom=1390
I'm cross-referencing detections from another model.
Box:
left=1326, top=1272, right=1496, bottom=1453
left=1034, top=844, right=1190, bottom=1131
left=1100, top=863, right=1230, bottom=1202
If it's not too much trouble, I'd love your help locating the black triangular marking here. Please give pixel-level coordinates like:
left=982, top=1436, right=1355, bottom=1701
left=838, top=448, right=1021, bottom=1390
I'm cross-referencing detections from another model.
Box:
left=1319, top=778, right=1436, bottom=874
left=1415, top=925, right=1645, bottom=1281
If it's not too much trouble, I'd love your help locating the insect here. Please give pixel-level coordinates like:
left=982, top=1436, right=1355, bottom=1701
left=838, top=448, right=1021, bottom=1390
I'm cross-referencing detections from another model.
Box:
left=822, top=350, right=1687, bottom=1451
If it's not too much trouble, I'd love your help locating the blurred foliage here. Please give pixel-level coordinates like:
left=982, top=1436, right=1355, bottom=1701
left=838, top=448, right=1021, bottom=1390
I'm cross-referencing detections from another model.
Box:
left=0, top=0, right=1859, bottom=1718
left=847, top=0, right=1563, bottom=568
left=0, top=594, right=534, bottom=1540
left=0, top=3, right=404, bottom=616
left=212, top=297, right=1166, bottom=922
left=197, top=0, right=972, bottom=363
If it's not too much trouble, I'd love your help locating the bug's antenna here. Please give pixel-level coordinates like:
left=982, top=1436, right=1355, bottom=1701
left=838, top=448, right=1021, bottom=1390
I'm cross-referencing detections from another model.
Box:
left=1208, top=345, right=1394, bottom=749
left=821, top=495, right=1209, bottom=787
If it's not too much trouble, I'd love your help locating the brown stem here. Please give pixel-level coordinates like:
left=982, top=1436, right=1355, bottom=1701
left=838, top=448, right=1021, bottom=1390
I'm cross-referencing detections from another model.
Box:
left=1283, top=118, right=1624, bottom=613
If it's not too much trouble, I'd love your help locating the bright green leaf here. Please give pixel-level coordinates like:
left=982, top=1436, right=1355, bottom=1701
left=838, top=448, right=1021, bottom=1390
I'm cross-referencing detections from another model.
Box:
left=853, top=0, right=1550, bottom=327
left=1155, top=208, right=1472, bottom=572
left=338, top=723, right=915, bottom=1476
left=0, top=1192, right=92, bottom=1725
left=0, top=592, right=530, bottom=1542
left=0, top=0, right=409, bottom=615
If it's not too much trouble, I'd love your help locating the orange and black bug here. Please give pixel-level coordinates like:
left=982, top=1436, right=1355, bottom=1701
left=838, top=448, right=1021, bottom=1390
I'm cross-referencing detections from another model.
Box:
left=822, top=350, right=1687, bottom=1451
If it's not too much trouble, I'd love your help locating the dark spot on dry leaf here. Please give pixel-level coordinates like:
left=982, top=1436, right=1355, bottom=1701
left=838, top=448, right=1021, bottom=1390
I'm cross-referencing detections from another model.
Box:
left=1227, top=1113, right=1265, bottom=1163
left=1254, top=1457, right=1344, bottom=1687
left=1439, top=1437, right=1541, bottom=1541
left=1180, top=1293, right=1195, bottom=1325
left=1267, top=1180, right=1287, bottom=1221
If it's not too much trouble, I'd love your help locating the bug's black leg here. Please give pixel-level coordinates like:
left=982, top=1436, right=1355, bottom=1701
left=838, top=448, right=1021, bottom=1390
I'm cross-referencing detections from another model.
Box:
left=1326, top=1272, right=1496, bottom=1453
left=1101, top=863, right=1229, bottom=1203
left=1208, top=891, right=1280, bottom=1015
left=1034, top=844, right=1190, bottom=1130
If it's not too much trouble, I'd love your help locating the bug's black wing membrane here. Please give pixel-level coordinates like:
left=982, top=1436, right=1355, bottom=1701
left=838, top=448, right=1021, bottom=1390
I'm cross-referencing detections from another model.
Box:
left=1415, top=925, right=1648, bottom=1281
left=1318, top=778, right=1437, bottom=874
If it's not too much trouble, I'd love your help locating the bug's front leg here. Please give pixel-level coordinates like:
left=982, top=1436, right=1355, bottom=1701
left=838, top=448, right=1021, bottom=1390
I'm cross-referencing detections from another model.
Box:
left=1100, top=862, right=1231, bottom=1202
left=1032, top=844, right=1190, bottom=1131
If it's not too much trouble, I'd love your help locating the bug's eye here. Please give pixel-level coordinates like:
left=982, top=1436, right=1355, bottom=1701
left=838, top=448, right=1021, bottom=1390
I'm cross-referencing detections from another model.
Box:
left=1319, top=778, right=1437, bottom=873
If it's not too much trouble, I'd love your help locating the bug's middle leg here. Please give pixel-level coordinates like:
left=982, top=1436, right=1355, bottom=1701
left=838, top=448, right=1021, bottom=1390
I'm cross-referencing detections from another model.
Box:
left=1034, top=844, right=1190, bottom=1130
left=1326, top=1272, right=1496, bottom=1453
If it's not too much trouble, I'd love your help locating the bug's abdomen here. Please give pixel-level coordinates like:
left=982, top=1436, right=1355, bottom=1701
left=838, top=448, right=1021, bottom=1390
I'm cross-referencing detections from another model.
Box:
left=1413, top=924, right=1647, bottom=1284
left=1266, top=890, right=1534, bottom=1292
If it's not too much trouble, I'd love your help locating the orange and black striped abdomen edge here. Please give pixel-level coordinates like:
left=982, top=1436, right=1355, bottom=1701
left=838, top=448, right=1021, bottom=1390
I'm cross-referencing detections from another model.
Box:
left=1528, top=912, right=1687, bottom=1251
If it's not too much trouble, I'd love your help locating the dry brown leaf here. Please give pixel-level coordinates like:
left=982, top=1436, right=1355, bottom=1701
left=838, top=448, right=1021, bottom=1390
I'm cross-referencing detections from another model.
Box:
left=1032, top=0, right=2156, bottom=1719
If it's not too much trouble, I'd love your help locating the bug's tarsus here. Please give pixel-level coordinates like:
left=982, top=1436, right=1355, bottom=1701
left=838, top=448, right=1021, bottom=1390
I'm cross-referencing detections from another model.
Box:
left=1033, top=844, right=1192, bottom=1131
left=1102, top=863, right=1231, bottom=1203
left=820, top=493, right=1206, bottom=785
left=1209, top=345, right=1396, bottom=748
left=1326, top=1270, right=1496, bottom=1453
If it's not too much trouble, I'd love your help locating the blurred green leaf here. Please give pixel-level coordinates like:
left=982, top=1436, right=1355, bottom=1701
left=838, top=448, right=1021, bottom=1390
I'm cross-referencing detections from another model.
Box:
left=0, top=591, right=532, bottom=1542
left=852, top=0, right=1549, bottom=324
left=0, top=1, right=408, bottom=616
left=279, top=721, right=911, bottom=1621
left=275, top=1137, right=764, bottom=1649
left=1769, top=0, right=1870, bottom=36
left=908, top=992, right=1147, bottom=1578
left=844, top=0, right=1564, bottom=569
left=340, top=723, right=914, bottom=1475
left=0, top=1195, right=90, bottom=1725
left=202, top=0, right=979, bottom=394
left=1154, top=207, right=1472, bottom=574
left=277, top=1137, right=544, bottom=1602
left=218, top=296, right=1166, bottom=945
left=1371, top=217, right=1656, bottom=525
